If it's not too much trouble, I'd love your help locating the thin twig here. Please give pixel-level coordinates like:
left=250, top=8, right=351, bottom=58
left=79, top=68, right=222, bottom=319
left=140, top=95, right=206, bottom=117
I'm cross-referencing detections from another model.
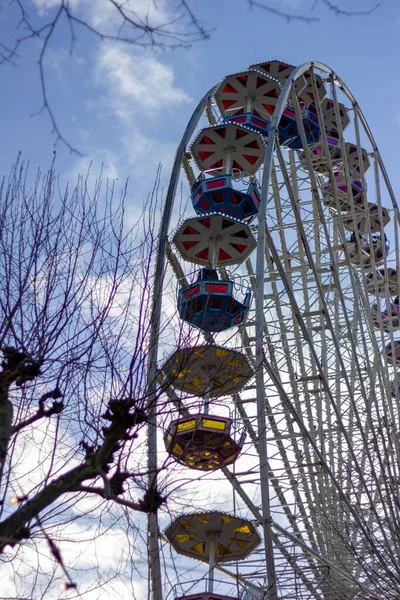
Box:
left=249, top=0, right=379, bottom=21
left=247, top=0, right=320, bottom=22
left=318, top=0, right=380, bottom=16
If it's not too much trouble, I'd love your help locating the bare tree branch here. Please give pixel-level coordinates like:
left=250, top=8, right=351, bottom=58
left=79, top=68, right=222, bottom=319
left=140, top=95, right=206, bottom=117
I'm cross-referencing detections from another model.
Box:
left=248, top=0, right=320, bottom=22
left=0, top=398, right=148, bottom=552
left=313, top=0, right=380, bottom=16
left=248, top=0, right=379, bottom=21
left=73, top=485, right=142, bottom=511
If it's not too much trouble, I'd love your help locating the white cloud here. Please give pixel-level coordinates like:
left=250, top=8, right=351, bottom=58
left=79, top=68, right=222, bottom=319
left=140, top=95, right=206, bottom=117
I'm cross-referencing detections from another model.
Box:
left=32, top=0, right=65, bottom=11
left=60, top=522, right=140, bottom=567
left=32, top=0, right=81, bottom=15
left=61, top=135, right=173, bottom=228
left=0, top=519, right=149, bottom=599
left=121, top=127, right=176, bottom=178
left=62, top=127, right=178, bottom=215
left=33, top=0, right=177, bottom=41
left=88, top=0, right=171, bottom=30
left=8, top=418, right=81, bottom=501
left=66, top=149, right=120, bottom=185
left=96, top=45, right=190, bottom=120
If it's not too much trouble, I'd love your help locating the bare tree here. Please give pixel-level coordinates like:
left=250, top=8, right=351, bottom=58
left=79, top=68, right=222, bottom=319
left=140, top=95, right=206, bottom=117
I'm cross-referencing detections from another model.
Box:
left=0, top=157, right=195, bottom=597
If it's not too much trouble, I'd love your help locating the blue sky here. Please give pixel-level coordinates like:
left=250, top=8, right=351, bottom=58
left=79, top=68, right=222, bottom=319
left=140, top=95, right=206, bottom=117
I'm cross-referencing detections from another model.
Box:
left=0, top=0, right=399, bottom=202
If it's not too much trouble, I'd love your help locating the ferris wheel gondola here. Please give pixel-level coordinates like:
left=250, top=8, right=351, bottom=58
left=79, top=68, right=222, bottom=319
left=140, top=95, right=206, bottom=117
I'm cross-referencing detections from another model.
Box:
left=365, top=268, right=400, bottom=296
left=190, top=173, right=260, bottom=222
left=339, top=202, right=390, bottom=233
left=173, top=214, right=256, bottom=267
left=344, top=141, right=371, bottom=175
left=162, top=344, right=253, bottom=397
left=370, top=302, right=400, bottom=332
left=249, top=59, right=305, bottom=95
left=346, top=232, right=389, bottom=268
left=215, top=69, right=281, bottom=123
left=300, top=134, right=343, bottom=174
left=298, top=68, right=326, bottom=105
left=190, top=124, right=265, bottom=176
left=323, top=175, right=365, bottom=212
left=164, top=414, right=245, bottom=471
left=385, top=339, right=400, bottom=365
left=165, top=512, right=260, bottom=594
left=320, top=97, right=350, bottom=136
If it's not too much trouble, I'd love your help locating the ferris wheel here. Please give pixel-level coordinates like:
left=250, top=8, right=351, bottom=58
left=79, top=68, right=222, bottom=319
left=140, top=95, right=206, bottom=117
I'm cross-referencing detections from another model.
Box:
left=146, top=60, right=400, bottom=600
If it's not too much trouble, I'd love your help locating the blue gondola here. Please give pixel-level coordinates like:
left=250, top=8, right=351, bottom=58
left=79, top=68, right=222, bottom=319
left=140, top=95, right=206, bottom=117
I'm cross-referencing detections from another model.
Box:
left=191, top=174, right=260, bottom=222
left=177, top=268, right=251, bottom=332
left=278, top=105, right=320, bottom=149
left=223, top=112, right=271, bottom=137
